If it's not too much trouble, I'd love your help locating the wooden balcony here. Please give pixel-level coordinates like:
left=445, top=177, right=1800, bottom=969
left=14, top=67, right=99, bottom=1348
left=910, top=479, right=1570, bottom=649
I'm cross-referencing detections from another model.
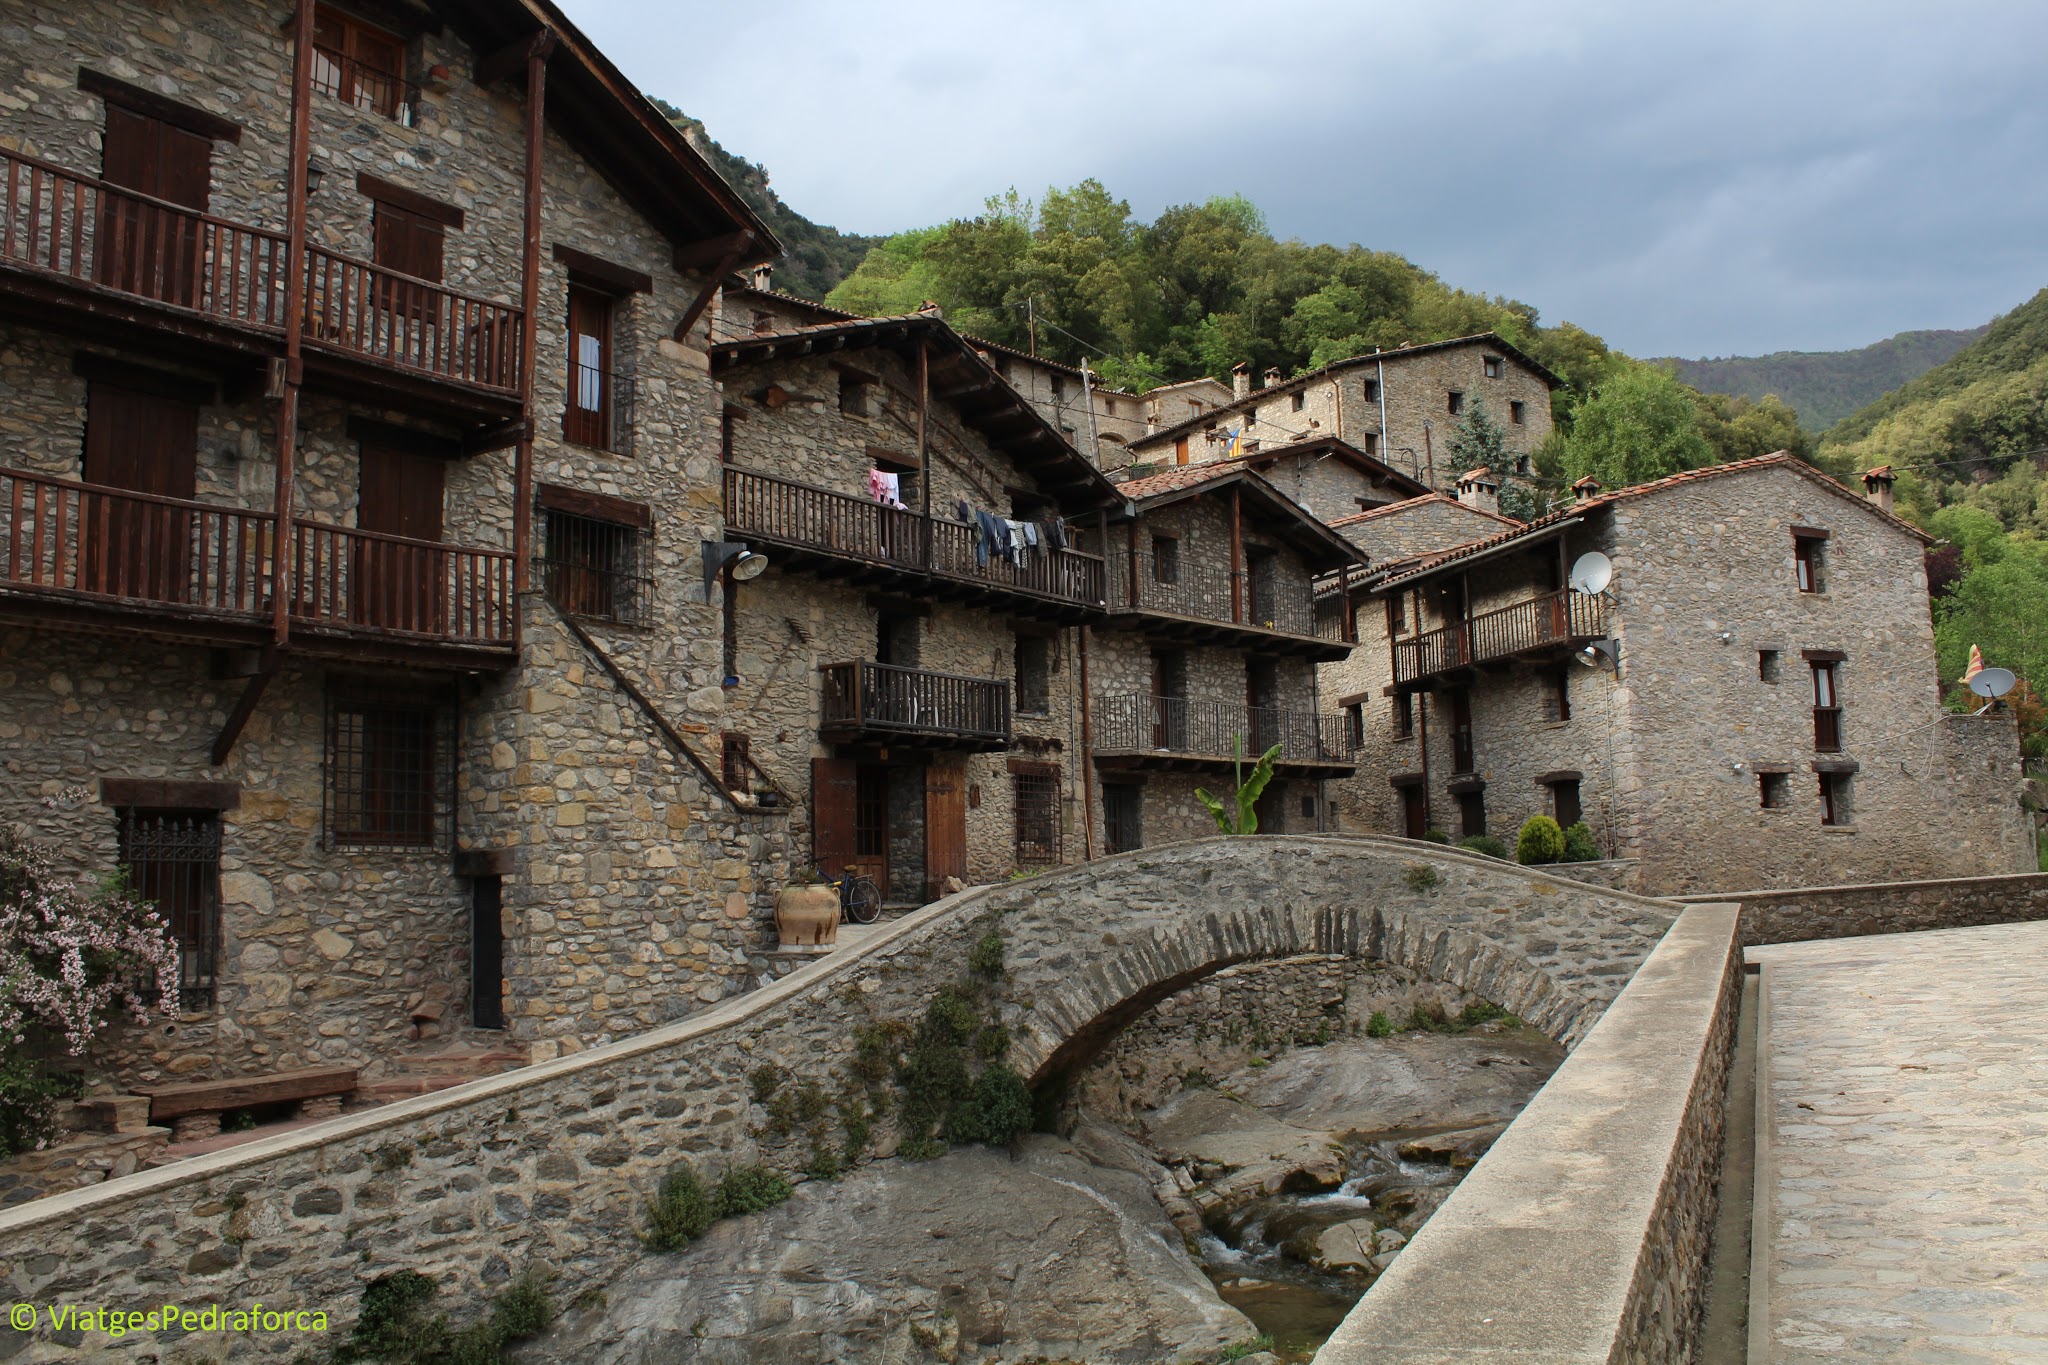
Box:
left=0, top=467, right=512, bottom=666
left=819, top=660, right=1011, bottom=751
left=1111, top=552, right=1352, bottom=661
left=1393, top=588, right=1611, bottom=690
left=0, top=149, right=521, bottom=420
left=1091, top=692, right=1354, bottom=775
left=724, top=466, right=1106, bottom=620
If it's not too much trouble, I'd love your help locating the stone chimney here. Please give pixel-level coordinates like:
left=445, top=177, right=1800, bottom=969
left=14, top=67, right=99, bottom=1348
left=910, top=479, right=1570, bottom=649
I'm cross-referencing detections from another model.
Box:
left=1862, top=465, right=1896, bottom=515
left=1263, top=366, right=1283, bottom=390
left=1231, top=362, right=1250, bottom=401
left=1455, top=467, right=1500, bottom=516
left=916, top=299, right=944, bottom=319
left=1571, top=475, right=1603, bottom=502
left=750, top=263, right=774, bottom=291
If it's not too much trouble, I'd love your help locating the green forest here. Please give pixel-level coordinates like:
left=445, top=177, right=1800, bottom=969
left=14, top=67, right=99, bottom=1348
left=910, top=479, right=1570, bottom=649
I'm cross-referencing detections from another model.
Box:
left=1658, top=326, right=1986, bottom=432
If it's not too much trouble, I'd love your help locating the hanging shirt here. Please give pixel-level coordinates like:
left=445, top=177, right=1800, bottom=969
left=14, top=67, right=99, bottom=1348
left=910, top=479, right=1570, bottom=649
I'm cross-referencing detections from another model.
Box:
left=868, top=469, right=902, bottom=508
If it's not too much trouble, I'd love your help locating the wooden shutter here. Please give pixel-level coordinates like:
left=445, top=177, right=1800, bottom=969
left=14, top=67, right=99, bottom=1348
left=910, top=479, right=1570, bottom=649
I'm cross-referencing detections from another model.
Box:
left=563, top=285, right=612, bottom=447
left=82, top=381, right=198, bottom=600
left=97, top=106, right=211, bottom=305
left=811, top=757, right=859, bottom=877
left=372, top=204, right=443, bottom=283
left=355, top=446, right=445, bottom=632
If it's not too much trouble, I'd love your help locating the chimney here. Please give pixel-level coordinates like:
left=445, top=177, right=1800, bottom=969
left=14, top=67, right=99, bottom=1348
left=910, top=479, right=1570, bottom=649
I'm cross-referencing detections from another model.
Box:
left=749, top=262, right=774, bottom=291
left=1862, top=465, right=1896, bottom=515
left=1263, top=366, right=1283, bottom=390
left=916, top=299, right=944, bottom=319
left=1455, top=467, right=1501, bottom=516
left=1231, top=362, right=1250, bottom=401
left=1571, top=475, right=1603, bottom=502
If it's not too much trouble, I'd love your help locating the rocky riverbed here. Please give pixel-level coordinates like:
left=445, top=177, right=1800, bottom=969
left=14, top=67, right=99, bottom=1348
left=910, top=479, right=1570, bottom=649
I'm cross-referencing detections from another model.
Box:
left=526, top=958, right=1563, bottom=1364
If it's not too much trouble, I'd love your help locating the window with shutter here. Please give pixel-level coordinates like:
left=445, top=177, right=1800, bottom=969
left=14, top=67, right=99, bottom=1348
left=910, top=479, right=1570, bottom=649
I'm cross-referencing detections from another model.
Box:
left=564, top=284, right=614, bottom=448
left=312, top=5, right=408, bottom=121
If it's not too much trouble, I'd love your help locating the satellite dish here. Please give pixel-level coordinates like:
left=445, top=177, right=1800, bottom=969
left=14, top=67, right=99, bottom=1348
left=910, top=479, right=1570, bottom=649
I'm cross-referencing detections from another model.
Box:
left=1569, top=552, right=1612, bottom=595
left=1968, top=667, right=2016, bottom=699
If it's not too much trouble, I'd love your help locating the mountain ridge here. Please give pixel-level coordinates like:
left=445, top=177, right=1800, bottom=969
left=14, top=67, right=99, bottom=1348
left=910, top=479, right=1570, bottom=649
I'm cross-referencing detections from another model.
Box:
left=1654, top=326, right=1988, bottom=432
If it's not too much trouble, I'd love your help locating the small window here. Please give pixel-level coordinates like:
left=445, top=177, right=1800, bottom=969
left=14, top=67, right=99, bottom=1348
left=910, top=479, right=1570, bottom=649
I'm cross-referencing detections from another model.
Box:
left=1447, top=391, right=1465, bottom=416
left=1385, top=593, right=1407, bottom=636
left=1457, top=790, right=1486, bottom=839
left=750, top=310, right=773, bottom=335
left=1291, top=392, right=1305, bottom=412
left=1483, top=355, right=1504, bottom=379
left=1051, top=374, right=1067, bottom=400
left=1812, top=661, right=1842, bottom=752
left=721, top=732, right=751, bottom=794
left=1362, top=378, right=1380, bottom=402
left=1014, top=635, right=1052, bottom=714
left=1793, top=530, right=1826, bottom=593
left=1152, top=536, right=1180, bottom=585
left=1759, top=649, right=1781, bottom=684
left=564, top=284, right=624, bottom=451
left=1103, top=396, right=1117, bottom=416
left=1549, top=667, right=1571, bottom=723
left=541, top=508, right=653, bottom=626
left=1013, top=764, right=1061, bottom=867
left=119, top=809, right=223, bottom=1008
left=1549, top=778, right=1582, bottom=828
left=1392, top=692, right=1414, bottom=740
left=1343, top=702, right=1365, bottom=751
left=326, top=686, right=451, bottom=849
left=1362, top=432, right=1380, bottom=456
left=1819, top=773, right=1852, bottom=826
left=1245, top=407, right=1258, bottom=427
left=1509, top=400, right=1525, bottom=425
left=1300, top=794, right=1317, bottom=820
left=1760, top=772, right=1790, bottom=809
left=839, top=372, right=876, bottom=418
left=312, top=4, right=409, bottom=123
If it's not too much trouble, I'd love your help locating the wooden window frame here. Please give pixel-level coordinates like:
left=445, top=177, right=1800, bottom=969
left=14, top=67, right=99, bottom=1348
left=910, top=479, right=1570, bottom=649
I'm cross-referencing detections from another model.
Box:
left=564, top=283, right=620, bottom=450
left=1509, top=400, right=1525, bottom=425
left=323, top=683, right=453, bottom=851
left=312, top=4, right=410, bottom=123
left=1811, top=659, right=1842, bottom=752
left=1447, top=390, right=1465, bottom=416
left=1483, top=355, right=1504, bottom=379
left=1792, top=527, right=1828, bottom=594
left=1391, top=691, right=1414, bottom=740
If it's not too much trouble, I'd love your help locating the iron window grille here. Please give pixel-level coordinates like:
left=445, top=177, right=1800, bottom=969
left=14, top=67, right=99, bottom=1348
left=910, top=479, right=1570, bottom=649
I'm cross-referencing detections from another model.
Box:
left=721, top=732, right=751, bottom=795
left=1103, top=784, right=1142, bottom=855
left=118, top=809, right=222, bottom=1009
left=539, top=509, right=654, bottom=627
left=1013, top=765, right=1062, bottom=867
left=324, top=682, right=456, bottom=850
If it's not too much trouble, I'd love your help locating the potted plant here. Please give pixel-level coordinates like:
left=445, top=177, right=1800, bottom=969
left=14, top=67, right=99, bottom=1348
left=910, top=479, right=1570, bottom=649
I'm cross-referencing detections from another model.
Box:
left=773, top=865, right=839, bottom=947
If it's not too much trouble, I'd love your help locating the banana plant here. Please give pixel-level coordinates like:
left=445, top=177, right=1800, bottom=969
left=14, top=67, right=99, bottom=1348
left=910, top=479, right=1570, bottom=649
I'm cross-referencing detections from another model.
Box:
left=1194, top=734, right=1284, bottom=835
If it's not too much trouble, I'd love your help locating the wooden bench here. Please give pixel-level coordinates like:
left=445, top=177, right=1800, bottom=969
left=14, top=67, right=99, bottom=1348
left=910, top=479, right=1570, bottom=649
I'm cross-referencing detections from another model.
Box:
left=131, top=1066, right=359, bottom=1142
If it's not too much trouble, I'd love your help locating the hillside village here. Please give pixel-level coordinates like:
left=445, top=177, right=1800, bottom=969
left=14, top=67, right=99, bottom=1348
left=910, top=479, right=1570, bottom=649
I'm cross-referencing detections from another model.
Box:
left=0, top=1, right=2043, bottom=1362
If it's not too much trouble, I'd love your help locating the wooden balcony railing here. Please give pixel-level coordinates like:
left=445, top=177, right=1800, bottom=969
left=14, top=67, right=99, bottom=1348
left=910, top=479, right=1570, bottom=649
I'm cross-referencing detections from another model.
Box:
left=1119, top=551, right=1340, bottom=641
left=819, top=660, right=1011, bottom=743
left=0, top=467, right=274, bottom=616
left=0, top=147, right=290, bottom=328
left=724, top=467, right=1105, bottom=609
left=290, top=521, right=514, bottom=644
left=1393, top=588, right=1611, bottom=686
left=1093, top=693, right=1350, bottom=767
left=303, top=246, right=521, bottom=392
left=0, top=149, right=522, bottom=394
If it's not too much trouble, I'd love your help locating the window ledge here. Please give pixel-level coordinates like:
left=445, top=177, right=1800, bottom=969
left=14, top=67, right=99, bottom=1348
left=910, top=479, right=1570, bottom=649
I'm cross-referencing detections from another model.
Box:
left=1758, top=806, right=1793, bottom=815
left=1541, top=720, right=1570, bottom=730
left=1821, top=824, right=1859, bottom=834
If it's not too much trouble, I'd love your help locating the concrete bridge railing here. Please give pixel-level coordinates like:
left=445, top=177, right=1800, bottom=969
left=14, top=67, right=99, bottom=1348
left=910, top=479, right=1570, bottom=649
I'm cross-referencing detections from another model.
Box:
left=0, top=835, right=1679, bottom=1360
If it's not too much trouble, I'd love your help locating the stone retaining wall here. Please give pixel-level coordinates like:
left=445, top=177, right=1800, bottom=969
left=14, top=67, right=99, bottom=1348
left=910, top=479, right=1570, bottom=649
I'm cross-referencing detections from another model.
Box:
left=1677, top=870, right=2048, bottom=947
left=1317, top=902, right=1742, bottom=1364
left=0, top=836, right=1675, bottom=1360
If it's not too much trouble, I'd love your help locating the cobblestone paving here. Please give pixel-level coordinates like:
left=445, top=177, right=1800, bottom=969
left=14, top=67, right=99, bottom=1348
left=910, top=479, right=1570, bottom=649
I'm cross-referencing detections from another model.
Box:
left=1750, top=921, right=2048, bottom=1362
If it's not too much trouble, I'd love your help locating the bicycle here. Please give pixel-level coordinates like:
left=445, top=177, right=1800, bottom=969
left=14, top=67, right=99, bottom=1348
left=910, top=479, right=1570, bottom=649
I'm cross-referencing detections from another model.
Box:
left=824, top=864, right=882, bottom=925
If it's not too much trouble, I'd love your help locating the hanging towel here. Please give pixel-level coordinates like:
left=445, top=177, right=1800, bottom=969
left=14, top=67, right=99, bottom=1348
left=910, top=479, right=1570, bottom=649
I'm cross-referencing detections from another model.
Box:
left=1020, top=522, right=1040, bottom=548
left=868, top=469, right=902, bottom=508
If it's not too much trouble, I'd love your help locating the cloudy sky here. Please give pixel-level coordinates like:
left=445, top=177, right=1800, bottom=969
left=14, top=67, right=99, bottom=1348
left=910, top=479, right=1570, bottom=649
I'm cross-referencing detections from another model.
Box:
left=569, top=1, right=2047, bottom=359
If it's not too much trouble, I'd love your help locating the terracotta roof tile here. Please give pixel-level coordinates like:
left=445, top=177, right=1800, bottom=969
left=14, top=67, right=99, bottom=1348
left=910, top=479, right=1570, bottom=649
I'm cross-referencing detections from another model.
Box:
left=1327, top=491, right=1523, bottom=530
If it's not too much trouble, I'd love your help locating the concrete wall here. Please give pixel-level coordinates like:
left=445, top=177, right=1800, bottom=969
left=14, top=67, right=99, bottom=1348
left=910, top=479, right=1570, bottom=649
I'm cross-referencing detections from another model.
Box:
left=0, top=836, right=1677, bottom=1361
left=1675, top=870, right=2048, bottom=948
left=1317, top=902, right=1742, bottom=1365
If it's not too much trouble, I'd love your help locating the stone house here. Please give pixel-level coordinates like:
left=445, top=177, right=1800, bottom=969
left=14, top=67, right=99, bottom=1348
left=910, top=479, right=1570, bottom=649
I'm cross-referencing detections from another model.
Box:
left=0, top=0, right=800, bottom=1090
left=1090, top=463, right=1364, bottom=853
left=1124, top=333, right=1559, bottom=489
left=711, top=312, right=1120, bottom=900
left=1164, top=435, right=1430, bottom=524
left=1353, top=454, right=2033, bottom=895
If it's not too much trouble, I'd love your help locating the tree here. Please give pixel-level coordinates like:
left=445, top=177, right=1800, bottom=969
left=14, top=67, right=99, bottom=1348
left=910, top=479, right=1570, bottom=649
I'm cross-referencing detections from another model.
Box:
left=1560, top=364, right=1717, bottom=490
left=1690, top=391, right=1812, bottom=465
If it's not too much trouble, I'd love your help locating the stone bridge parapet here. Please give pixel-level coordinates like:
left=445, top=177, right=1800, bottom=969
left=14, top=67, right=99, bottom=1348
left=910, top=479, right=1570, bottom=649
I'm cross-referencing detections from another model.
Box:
left=0, top=835, right=1678, bottom=1361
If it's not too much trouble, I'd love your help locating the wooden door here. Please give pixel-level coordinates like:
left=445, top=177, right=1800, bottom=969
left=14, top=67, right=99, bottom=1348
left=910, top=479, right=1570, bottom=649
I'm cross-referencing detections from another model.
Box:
left=1401, top=785, right=1427, bottom=840
left=355, top=445, right=445, bottom=632
left=470, top=875, right=504, bottom=1030
left=81, top=381, right=198, bottom=600
left=372, top=204, right=445, bottom=364
left=853, top=764, right=889, bottom=896
left=97, top=106, right=210, bottom=306
left=811, top=757, right=859, bottom=879
left=923, top=764, right=966, bottom=901
left=1448, top=690, right=1475, bottom=774
left=1247, top=658, right=1281, bottom=757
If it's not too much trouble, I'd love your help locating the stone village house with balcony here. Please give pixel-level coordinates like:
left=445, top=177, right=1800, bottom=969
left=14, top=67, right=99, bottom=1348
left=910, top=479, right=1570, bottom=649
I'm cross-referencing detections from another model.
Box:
left=1322, top=453, right=2034, bottom=895
left=0, top=0, right=820, bottom=1107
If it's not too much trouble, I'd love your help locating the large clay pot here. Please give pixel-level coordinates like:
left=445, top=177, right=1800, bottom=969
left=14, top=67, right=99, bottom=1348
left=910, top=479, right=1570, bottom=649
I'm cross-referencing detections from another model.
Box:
left=774, top=884, right=840, bottom=947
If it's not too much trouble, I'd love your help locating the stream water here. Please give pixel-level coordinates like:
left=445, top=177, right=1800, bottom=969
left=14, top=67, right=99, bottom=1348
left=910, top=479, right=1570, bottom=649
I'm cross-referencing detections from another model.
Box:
left=1194, top=1131, right=1473, bottom=1361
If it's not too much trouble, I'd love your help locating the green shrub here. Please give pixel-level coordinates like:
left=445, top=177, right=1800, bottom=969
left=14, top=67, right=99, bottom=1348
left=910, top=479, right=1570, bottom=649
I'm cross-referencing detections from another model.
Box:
left=968, top=931, right=1006, bottom=979
left=1459, top=1000, right=1511, bottom=1028
left=1365, top=1010, right=1395, bottom=1038
left=1562, top=821, right=1601, bottom=863
left=1456, top=834, right=1509, bottom=859
left=948, top=1063, right=1033, bottom=1146
left=973, top=1022, right=1010, bottom=1059
left=0, top=1052, right=81, bottom=1159
left=337, top=1267, right=553, bottom=1365
left=1223, top=1336, right=1277, bottom=1361
left=1405, top=1002, right=1450, bottom=1032
left=713, top=1164, right=792, bottom=1217
left=1402, top=863, right=1441, bottom=893
left=645, top=1165, right=716, bottom=1251
left=1515, top=815, right=1565, bottom=865
left=1420, top=827, right=1450, bottom=844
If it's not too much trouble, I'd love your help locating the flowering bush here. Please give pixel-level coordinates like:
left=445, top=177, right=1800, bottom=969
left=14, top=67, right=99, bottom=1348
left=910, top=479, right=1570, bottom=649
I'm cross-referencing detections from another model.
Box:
left=0, top=829, right=180, bottom=1156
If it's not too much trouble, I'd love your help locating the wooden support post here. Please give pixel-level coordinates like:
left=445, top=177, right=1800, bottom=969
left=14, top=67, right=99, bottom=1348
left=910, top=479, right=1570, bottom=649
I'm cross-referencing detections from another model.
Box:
left=1124, top=515, right=1139, bottom=608
left=1078, top=625, right=1097, bottom=861
left=510, top=33, right=553, bottom=626
left=917, top=338, right=931, bottom=568
left=211, top=646, right=279, bottom=766
left=270, top=0, right=315, bottom=651
left=672, top=230, right=756, bottom=345
left=1229, top=485, right=1244, bottom=624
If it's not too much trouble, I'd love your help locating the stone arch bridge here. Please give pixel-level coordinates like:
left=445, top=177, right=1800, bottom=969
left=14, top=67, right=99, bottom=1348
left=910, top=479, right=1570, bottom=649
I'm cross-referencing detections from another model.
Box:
left=0, top=835, right=1679, bottom=1360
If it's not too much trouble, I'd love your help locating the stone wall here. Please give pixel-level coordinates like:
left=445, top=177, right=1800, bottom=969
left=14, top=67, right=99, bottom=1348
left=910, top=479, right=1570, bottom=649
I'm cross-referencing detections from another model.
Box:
left=1674, top=869, right=2048, bottom=948
left=1316, top=902, right=1741, bottom=1365
left=0, top=836, right=1677, bottom=1361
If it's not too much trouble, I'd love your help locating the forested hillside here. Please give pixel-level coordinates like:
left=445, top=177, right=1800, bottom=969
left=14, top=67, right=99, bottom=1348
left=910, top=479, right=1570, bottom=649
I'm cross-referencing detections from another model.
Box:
left=1657, top=326, right=1986, bottom=432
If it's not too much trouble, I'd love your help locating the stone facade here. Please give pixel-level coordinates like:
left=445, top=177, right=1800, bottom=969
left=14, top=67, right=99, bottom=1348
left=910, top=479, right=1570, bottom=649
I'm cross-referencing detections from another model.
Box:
left=1358, top=457, right=2035, bottom=893
left=0, top=835, right=1679, bottom=1362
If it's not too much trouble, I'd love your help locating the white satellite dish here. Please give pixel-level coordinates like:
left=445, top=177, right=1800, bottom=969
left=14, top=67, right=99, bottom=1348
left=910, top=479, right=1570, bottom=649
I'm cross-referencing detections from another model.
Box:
left=1968, top=667, right=2016, bottom=699
left=1569, top=551, right=1612, bottom=595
